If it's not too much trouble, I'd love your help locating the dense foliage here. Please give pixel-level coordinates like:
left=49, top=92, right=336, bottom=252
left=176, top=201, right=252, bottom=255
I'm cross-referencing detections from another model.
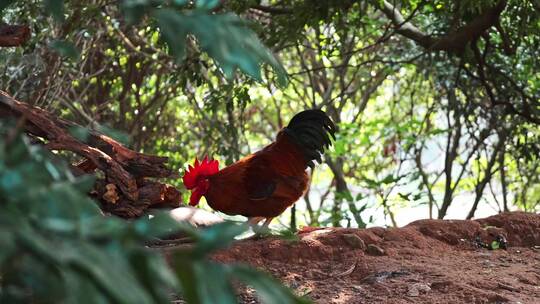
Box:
left=0, top=1, right=308, bottom=303
left=1, top=1, right=539, bottom=227
left=1, top=0, right=539, bottom=302
left=0, top=124, right=307, bottom=303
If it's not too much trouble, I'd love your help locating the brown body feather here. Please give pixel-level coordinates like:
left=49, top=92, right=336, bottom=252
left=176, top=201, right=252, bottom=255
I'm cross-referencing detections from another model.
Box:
left=185, top=109, right=335, bottom=219
left=205, top=131, right=309, bottom=217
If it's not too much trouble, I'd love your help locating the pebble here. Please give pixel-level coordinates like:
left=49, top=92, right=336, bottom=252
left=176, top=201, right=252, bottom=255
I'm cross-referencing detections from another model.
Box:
left=407, top=283, right=431, bottom=297
left=352, top=285, right=364, bottom=292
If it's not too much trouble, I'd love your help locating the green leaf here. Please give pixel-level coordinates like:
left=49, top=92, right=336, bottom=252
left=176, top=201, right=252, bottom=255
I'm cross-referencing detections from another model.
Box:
left=16, top=229, right=63, bottom=265
left=412, top=193, right=423, bottom=201
left=381, top=174, right=397, bottom=184
left=196, top=0, right=220, bottom=10
left=231, top=264, right=309, bottom=304
left=93, top=123, right=130, bottom=145
left=63, top=268, right=110, bottom=304
left=152, top=9, right=288, bottom=86
left=79, top=216, right=128, bottom=240
left=173, top=0, right=188, bottom=6
left=33, top=183, right=100, bottom=220
left=169, top=221, right=244, bottom=250
left=120, top=0, right=155, bottom=25
left=398, top=192, right=411, bottom=201
left=363, top=177, right=379, bottom=188
left=0, top=169, right=23, bottom=191
left=172, top=253, right=201, bottom=304
left=0, top=230, right=15, bottom=265
left=153, top=8, right=188, bottom=61
left=192, top=222, right=247, bottom=256
left=68, top=126, right=90, bottom=143
left=172, top=258, right=237, bottom=304
left=4, top=135, right=29, bottom=165
left=333, top=139, right=346, bottom=156
left=44, top=0, right=65, bottom=22
left=61, top=243, right=155, bottom=304
left=49, top=40, right=80, bottom=60
left=69, top=175, right=96, bottom=193
left=194, top=262, right=237, bottom=304
left=132, top=212, right=181, bottom=239
left=129, top=252, right=180, bottom=303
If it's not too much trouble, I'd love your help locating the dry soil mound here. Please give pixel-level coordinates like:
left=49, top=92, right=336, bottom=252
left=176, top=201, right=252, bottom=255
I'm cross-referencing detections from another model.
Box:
left=212, top=212, right=540, bottom=304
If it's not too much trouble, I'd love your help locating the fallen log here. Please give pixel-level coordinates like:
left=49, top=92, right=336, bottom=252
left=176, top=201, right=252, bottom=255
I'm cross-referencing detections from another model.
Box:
left=0, top=24, right=30, bottom=47
left=0, top=90, right=182, bottom=218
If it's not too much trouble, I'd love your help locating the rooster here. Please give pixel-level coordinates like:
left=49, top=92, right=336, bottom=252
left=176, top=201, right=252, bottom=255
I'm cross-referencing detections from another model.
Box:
left=182, top=110, right=336, bottom=228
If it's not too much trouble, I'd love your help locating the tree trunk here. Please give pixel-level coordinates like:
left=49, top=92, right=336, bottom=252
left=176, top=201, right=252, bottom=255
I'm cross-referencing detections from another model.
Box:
left=499, top=148, right=509, bottom=212
left=466, top=136, right=505, bottom=219
left=290, top=204, right=297, bottom=232
left=327, top=157, right=366, bottom=227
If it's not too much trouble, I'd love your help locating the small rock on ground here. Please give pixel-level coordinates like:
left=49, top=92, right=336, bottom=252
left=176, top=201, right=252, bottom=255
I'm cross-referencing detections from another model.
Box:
left=407, top=283, right=431, bottom=297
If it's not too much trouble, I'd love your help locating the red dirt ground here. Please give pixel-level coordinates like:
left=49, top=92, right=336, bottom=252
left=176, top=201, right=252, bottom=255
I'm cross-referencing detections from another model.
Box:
left=211, top=212, right=540, bottom=304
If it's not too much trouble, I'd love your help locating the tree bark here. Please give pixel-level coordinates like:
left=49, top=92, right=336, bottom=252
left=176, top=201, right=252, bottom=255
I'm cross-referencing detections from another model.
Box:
left=0, top=24, right=30, bottom=47
left=466, top=135, right=506, bottom=219
left=326, top=157, right=366, bottom=227
left=438, top=97, right=462, bottom=219
left=377, top=0, right=507, bottom=54
left=0, top=90, right=182, bottom=218
left=290, top=204, right=297, bottom=232
left=499, top=146, right=509, bottom=212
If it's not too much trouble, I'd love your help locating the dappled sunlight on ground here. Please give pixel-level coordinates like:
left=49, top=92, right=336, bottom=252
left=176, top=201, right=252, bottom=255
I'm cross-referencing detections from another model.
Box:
left=208, top=212, right=540, bottom=303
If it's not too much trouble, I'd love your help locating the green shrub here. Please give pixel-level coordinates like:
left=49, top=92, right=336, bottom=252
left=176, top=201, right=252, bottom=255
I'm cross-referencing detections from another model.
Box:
left=0, top=124, right=308, bottom=303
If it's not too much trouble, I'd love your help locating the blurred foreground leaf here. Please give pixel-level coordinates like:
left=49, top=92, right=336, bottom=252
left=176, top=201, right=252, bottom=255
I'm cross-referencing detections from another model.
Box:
left=0, top=122, right=307, bottom=303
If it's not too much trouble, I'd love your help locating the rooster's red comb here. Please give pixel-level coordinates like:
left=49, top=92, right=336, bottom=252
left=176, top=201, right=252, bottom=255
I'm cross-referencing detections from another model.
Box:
left=182, top=156, right=219, bottom=189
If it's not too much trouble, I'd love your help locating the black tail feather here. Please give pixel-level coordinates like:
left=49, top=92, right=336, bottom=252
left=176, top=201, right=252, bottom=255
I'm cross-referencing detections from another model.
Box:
left=283, top=109, right=336, bottom=168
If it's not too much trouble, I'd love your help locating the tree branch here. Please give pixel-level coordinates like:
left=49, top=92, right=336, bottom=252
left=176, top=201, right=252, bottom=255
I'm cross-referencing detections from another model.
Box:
left=377, top=0, right=507, bottom=53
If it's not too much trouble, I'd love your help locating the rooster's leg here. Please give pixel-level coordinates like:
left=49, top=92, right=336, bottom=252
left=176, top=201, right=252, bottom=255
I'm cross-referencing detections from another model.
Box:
left=247, top=217, right=265, bottom=226
left=261, top=217, right=273, bottom=229
left=252, top=217, right=273, bottom=236
left=243, top=217, right=273, bottom=239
